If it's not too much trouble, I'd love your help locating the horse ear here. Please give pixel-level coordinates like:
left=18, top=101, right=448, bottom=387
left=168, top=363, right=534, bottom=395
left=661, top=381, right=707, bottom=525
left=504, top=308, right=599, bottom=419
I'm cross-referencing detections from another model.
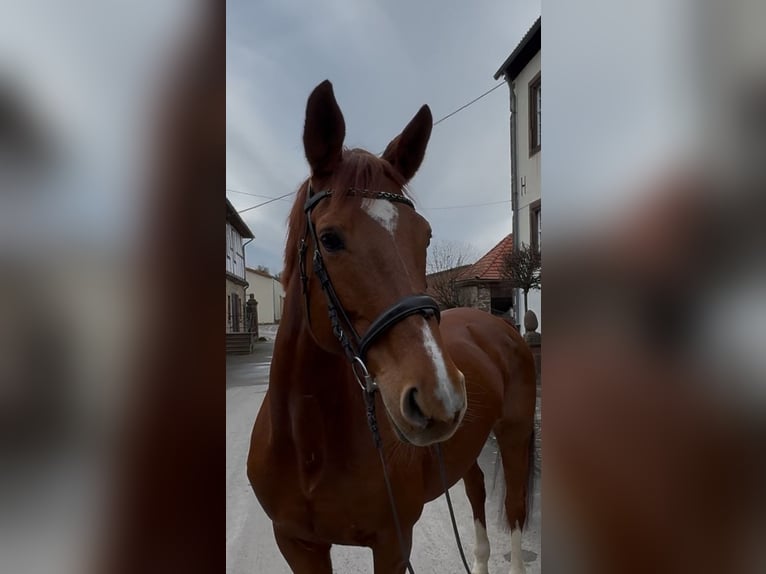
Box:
left=382, top=105, right=433, bottom=182
left=303, top=80, right=346, bottom=176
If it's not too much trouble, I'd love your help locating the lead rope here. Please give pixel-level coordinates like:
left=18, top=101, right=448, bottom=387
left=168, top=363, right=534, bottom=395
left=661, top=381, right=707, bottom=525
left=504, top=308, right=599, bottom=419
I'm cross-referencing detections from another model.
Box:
left=364, top=391, right=415, bottom=574
left=435, top=443, right=473, bottom=574
left=366, top=389, right=471, bottom=574
left=310, top=281, right=468, bottom=574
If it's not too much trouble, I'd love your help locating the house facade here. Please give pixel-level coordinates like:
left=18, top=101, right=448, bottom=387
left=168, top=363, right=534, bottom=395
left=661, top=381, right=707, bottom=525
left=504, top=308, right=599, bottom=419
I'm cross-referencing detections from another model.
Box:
left=245, top=267, right=285, bottom=324
left=495, top=16, right=541, bottom=330
left=226, top=199, right=254, bottom=333
left=455, top=234, right=515, bottom=318
left=426, top=234, right=515, bottom=320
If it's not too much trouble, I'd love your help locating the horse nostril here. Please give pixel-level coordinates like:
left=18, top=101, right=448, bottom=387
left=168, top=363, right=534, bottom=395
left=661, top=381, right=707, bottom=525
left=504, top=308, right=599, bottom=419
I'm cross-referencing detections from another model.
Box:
left=402, top=387, right=430, bottom=430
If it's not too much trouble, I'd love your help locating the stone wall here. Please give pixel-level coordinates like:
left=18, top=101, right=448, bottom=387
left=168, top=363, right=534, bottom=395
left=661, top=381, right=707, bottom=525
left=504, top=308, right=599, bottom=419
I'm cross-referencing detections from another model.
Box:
left=476, top=285, right=491, bottom=312
left=458, top=284, right=478, bottom=307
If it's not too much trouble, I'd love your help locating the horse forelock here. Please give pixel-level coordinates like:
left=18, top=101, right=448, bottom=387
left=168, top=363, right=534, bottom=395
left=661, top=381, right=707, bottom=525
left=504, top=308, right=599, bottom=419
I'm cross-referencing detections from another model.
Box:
left=283, top=149, right=413, bottom=290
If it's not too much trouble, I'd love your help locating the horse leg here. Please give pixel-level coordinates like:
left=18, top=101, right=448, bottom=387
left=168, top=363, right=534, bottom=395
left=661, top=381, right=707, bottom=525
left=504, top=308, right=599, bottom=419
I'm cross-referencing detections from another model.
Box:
left=493, top=420, right=534, bottom=574
left=371, top=529, right=413, bottom=574
left=463, top=461, right=491, bottom=574
left=273, top=526, right=332, bottom=574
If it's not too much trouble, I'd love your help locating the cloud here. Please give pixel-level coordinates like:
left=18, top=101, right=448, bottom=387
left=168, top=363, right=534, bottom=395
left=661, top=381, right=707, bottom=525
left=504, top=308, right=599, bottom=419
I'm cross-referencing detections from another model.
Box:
left=227, top=0, right=541, bottom=269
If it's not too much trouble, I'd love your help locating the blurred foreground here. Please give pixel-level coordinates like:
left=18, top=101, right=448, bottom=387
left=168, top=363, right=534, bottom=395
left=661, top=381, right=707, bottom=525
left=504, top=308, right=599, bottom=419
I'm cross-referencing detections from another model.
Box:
left=543, top=1, right=766, bottom=572
left=1, top=1, right=222, bottom=573
left=0, top=1, right=763, bottom=573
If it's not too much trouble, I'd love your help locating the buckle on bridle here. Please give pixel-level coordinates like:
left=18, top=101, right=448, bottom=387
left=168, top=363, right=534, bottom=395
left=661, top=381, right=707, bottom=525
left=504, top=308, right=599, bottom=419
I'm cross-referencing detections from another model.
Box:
left=351, top=356, right=377, bottom=394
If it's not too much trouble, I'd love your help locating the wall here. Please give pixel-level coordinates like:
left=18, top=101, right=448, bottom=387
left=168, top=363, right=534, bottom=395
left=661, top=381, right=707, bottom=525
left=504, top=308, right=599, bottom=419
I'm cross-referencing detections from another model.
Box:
left=456, top=283, right=493, bottom=313
left=514, top=51, right=541, bottom=216
left=513, top=50, right=542, bottom=330
left=458, top=284, right=477, bottom=308
left=225, top=277, right=247, bottom=332
left=246, top=270, right=285, bottom=324
left=225, top=221, right=246, bottom=280
left=476, top=285, right=491, bottom=312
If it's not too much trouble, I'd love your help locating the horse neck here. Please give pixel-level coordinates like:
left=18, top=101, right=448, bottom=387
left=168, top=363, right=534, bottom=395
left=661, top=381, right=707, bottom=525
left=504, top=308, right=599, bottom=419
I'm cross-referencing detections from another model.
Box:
left=267, top=278, right=366, bottom=442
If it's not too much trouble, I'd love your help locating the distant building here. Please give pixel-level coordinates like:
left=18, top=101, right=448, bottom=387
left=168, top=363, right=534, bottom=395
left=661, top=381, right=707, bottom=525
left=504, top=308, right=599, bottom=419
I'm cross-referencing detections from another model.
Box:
left=495, top=16, right=541, bottom=329
left=455, top=234, right=515, bottom=317
left=246, top=267, right=285, bottom=324
left=425, top=264, right=472, bottom=306
left=426, top=234, right=515, bottom=320
left=226, top=199, right=254, bottom=334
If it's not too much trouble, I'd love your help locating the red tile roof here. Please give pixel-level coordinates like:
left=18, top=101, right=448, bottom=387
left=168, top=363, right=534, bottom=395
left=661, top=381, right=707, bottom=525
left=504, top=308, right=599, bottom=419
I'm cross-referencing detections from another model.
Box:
left=458, top=233, right=513, bottom=282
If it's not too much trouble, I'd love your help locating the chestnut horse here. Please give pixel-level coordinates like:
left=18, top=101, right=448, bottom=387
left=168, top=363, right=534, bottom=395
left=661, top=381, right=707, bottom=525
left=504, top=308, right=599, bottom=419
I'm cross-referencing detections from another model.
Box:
left=247, top=80, right=536, bottom=574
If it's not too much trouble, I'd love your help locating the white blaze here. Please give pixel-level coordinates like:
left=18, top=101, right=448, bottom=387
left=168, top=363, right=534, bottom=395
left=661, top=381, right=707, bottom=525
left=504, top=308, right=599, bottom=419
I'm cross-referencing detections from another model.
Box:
left=420, top=323, right=462, bottom=413
left=361, top=198, right=398, bottom=236
left=471, top=519, right=490, bottom=574
left=509, top=522, right=525, bottom=574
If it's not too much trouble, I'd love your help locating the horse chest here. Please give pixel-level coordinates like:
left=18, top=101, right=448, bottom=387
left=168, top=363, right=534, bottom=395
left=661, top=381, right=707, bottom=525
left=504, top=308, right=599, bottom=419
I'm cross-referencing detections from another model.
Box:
left=250, top=397, right=389, bottom=545
left=258, top=449, right=387, bottom=545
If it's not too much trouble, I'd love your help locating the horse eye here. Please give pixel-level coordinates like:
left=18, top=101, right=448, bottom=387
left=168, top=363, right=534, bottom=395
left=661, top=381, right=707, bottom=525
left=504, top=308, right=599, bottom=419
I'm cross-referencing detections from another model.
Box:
left=319, top=232, right=344, bottom=252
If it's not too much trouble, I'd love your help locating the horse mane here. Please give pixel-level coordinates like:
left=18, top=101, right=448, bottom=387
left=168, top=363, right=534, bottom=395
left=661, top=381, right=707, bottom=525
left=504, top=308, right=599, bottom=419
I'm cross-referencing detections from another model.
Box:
left=282, top=148, right=410, bottom=289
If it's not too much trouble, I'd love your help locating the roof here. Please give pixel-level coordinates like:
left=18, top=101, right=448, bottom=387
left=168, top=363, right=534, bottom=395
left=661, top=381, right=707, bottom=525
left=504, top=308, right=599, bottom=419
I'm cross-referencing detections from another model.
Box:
left=246, top=267, right=278, bottom=280
left=458, top=234, right=513, bottom=282
left=226, top=198, right=254, bottom=238
left=493, top=17, right=541, bottom=81
left=425, top=264, right=472, bottom=283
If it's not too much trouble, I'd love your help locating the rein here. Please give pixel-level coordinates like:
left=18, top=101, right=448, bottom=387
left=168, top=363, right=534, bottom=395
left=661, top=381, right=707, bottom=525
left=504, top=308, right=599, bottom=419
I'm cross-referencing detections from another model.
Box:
left=298, top=183, right=472, bottom=574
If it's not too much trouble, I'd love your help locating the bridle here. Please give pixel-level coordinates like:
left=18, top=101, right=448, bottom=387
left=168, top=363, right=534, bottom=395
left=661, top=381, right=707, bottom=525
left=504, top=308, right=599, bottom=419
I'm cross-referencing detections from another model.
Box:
left=296, top=182, right=471, bottom=574
left=298, top=182, right=441, bottom=393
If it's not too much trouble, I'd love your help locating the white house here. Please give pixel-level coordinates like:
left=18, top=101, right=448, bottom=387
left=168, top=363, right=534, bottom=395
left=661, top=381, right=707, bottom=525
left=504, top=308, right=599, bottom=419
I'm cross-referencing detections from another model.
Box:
left=226, top=198, right=254, bottom=334
left=495, top=16, right=541, bottom=330
left=245, top=267, right=285, bottom=324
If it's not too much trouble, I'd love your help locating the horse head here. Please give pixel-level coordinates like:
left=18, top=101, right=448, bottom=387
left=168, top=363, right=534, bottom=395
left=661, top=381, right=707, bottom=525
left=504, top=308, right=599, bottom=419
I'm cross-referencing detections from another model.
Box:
left=287, top=80, right=467, bottom=446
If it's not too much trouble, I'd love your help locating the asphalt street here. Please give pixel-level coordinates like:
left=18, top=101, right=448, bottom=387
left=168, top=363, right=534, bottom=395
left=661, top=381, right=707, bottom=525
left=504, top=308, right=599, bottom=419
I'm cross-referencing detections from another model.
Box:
left=227, top=330, right=541, bottom=573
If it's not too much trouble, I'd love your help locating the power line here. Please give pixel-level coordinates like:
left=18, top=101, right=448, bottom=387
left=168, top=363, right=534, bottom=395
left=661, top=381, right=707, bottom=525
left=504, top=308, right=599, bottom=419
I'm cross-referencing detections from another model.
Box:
left=237, top=191, right=296, bottom=214
left=232, top=82, right=508, bottom=213
left=233, top=190, right=511, bottom=214
left=433, top=82, right=505, bottom=127
left=234, top=190, right=510, bottom=213
left=420, top=199, right=511, bottom=210
left=226, top=187, right=289, bottom=201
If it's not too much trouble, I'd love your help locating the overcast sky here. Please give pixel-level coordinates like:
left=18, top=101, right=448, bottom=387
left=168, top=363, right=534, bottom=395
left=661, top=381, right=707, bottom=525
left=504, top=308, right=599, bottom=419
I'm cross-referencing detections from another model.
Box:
left=226, top=0, right=540, bottom=274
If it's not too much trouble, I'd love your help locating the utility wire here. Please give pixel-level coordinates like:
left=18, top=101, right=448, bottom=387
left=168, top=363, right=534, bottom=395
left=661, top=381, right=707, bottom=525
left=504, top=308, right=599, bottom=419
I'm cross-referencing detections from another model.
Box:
left=433, top=82, right=505, bottom=127
left=237, top=191, right=296, bottom=214
left=233, top=82, right=508, bottom=213
left=234, top=192, right=510, bottom=214
left=420, top=199, right=510, bottom=210
left=227, top=187, right=290, bottom=201
left=235, top=192, right=510, bottom=214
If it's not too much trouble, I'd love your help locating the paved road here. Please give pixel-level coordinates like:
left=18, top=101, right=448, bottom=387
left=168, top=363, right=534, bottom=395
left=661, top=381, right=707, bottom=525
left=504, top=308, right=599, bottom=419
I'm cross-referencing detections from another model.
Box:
left=227, top=335, right=541, bottom=573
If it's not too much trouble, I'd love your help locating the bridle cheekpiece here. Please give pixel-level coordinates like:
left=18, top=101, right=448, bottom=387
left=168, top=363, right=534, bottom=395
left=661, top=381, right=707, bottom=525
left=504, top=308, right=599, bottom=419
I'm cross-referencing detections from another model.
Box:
left=296, top=182, right=468, bottom=574
left=298, top=183, right=441, bottom=395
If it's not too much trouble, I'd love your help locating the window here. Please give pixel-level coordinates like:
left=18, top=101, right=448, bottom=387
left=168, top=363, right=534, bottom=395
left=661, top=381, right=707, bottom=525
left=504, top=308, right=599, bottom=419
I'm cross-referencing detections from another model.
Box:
left=230, top=292, right=241, bottom=332
left=530, top=200, right=541, bottom=251
left=529, top=73, right=541, bottom=155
